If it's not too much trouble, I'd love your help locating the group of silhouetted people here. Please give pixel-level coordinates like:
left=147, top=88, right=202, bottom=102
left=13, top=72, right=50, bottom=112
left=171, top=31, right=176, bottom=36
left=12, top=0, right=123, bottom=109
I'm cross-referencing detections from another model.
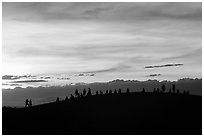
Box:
left=55, top=88, right=129, bottom=102
left=25, top=99, right=32, bottom=107
left=152, top=84, right=190, bottom=95
left=54, top=84, right=190, bottom=103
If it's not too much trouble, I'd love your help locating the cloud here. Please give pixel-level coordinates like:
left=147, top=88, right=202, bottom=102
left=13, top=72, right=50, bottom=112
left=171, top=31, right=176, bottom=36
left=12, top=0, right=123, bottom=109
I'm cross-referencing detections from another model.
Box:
left=147, top=74, right=161, bottom=77
left=2, top=75, right=19, bottom=80
left=74, top=73, right=95, bottom=76
left=3, top=3, right=201, bottom=22
left=10, top=80, right=48, bottom=83
left=2, top=83, right=21, bottom=86
left=89, top=73, right=95, bottom=76
left=57, top=78, right=70, bottom=80
left=145, top=63, right=183, bottom=69
left=40, top=76, right=51, bottom=79
left=2, top=75, right=36, bottom=80
left=146, top=3, right=201, bottom=21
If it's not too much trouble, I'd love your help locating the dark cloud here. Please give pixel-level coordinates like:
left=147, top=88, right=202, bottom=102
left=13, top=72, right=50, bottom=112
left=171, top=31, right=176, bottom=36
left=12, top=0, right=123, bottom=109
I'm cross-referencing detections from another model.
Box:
left=147, top=74, right=161, bottom=77
left=40, top=76, right=51, bottom=79
left=2, top=83, right=21, bottom=86
left=2, top=75, right=36, bottom=80
left=145, top=63, right=183, bottom=69
left=3, top=3, right=201, bottom=22
left=74, top=73, right=95, bottom=76
left=147, top=3, right=202, bottom=21
left=57, top=78, right=70, bottom=80
left=10, top=80, right=48, bottom=83
left=89, top=73, right=95, bottom=76
left=2, top=75, right=18, bottom=80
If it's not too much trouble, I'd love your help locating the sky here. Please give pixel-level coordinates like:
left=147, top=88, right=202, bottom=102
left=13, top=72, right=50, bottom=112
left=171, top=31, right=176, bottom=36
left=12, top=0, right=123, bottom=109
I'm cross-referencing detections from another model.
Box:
left=2, top=2, right=202, bottom=89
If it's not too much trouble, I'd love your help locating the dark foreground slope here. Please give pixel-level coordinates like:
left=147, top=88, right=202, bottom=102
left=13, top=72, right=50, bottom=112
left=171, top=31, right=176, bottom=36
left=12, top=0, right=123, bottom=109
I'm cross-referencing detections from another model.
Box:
left=2, top=92, right=202, bottom=135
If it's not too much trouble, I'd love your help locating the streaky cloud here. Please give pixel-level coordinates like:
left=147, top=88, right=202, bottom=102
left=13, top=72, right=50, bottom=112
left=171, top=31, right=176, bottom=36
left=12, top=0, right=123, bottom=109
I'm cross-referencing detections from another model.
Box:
left=145, top=63, right=183, bottom=69
left=10, top=80, right=48, bottom=83
left=2, top=75, right=36, bottom=80
left=147, top=74, right=161, bottom=77
left=57, top=78, right=70, bottom=80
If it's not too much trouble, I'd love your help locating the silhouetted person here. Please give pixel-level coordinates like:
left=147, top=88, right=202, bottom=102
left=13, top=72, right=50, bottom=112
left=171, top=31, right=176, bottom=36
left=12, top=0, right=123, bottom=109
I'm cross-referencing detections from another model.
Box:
left=87, top=88, right=92, bottom=96
left=80, top=93, right=83, bottom=97
left=118, top=89, right=122, bottom=94
left=25, top=99, right=29, bottom=107
left=183, top=90, right=186, bottom=95
left=176, top=89, right=180, bottom=94
left=106, top=90, right=109, bottom=94
left=29, top=99, right=32, bottom=107
left=65, top=96, right=68, bottom=101
left=153, top=88, right=156, bottom=93
left=161, top=84, right=166, bottom=93
left=100, top=90, right=103, bottom=95
left=96, top=91, right=99, bottom=95
left=142, top=88, right=145, bottom=93
left=169, top=88, right=172, bottom=93
left=75, top=89, right=80, bottom=97
left=156, top=88, right=160, bottom=93
left=70, top=94, right=74, bottom=99
left=126, top=88, right=130, bottom=93
left=114, top=89, right=117, bottom=94
left=56, top=97, right=59, bottom=102
left=83, top=89, right=87, bottom=96
left=109, top=90, right=112, bottom=94
left=172, top=84, right=176, bottom=93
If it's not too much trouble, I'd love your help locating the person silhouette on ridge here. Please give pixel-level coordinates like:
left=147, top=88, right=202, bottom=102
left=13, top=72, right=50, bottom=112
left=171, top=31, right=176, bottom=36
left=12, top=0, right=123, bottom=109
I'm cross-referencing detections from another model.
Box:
left=83, top=89, right=87, bottom=96
left=109, top=90, right=112, bottom=94
left=25, top=99, right=29, bottom=107
left=56, top=97, right=59, bottom=102
left=100, top=90, right=103, bottom=95
left=118, top=89, right=122, bottom=94
left=87, top=88, right=92, bottom=96
left=75, top=89, right=80, bottom=98
left=70, top=94, right=74, bottom=99
left=29, top=99, right=32, bottom=107
left=126, top=88, right=130, bottom=93
left=96, top=91, right=99, bottom=95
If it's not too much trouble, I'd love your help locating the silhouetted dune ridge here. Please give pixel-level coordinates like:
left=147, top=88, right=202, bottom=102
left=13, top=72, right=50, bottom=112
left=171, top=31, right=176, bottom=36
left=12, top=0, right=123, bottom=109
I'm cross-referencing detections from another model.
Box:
left=3, top=88, right=201, bottom=135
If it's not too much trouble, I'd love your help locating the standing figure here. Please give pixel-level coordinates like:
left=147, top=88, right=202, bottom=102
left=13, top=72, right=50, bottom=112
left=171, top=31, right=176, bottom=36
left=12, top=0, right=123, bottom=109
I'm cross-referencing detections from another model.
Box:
left=172, top=84, right=176, bottom=93
left=65, top=96, right=69, bottom=101
left=109, top=90, right=112, bottom=94
left=100, top=90, right=103, bottom=95
left=56, top=97, right=59, bottom=102
left=70, top=94, right=74, bottom=99
left=114, top=89, right=117, bottom=94
left=83, top=89, right=87, bottom=96
left=75, top=89, right=80, bottom=97
left=96, top=91, right=99, bottom=95
left=161, top=84, right=166, bottom=93
left=142, top=88, right=145, bottom=93
left=25, top=99, right=29, bottom=107
left=118, top=89, right=122, bottom=94
left=126, top=88, right=130, bottom=93
left=29, top=99, right=32, bottom=107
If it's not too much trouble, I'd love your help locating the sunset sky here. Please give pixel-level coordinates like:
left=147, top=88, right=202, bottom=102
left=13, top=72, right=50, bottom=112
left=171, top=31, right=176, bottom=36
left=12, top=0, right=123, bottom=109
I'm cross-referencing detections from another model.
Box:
left=2, top=2, right=202, bottom=88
